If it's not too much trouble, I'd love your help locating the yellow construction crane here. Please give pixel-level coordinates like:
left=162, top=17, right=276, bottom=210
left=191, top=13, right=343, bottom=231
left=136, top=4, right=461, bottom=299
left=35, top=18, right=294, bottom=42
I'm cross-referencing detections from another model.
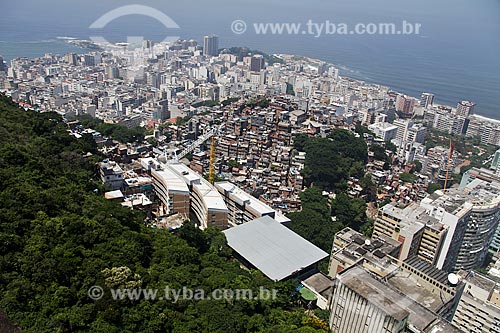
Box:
left=208, top=135, right=216, bottom=184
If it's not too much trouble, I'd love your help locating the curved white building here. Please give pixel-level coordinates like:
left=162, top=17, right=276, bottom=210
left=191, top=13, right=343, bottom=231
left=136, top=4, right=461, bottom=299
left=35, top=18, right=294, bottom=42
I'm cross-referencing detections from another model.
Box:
left=151, top=168, right=190, bottom=216
left=168, top=163, right=228, bottom=229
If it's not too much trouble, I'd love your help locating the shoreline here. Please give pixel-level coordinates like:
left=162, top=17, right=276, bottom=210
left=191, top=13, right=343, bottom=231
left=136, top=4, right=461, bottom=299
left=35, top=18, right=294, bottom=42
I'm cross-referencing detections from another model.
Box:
left=2, top=38, right=499, bottom=124
left=274, top=53, right=500, bottom=124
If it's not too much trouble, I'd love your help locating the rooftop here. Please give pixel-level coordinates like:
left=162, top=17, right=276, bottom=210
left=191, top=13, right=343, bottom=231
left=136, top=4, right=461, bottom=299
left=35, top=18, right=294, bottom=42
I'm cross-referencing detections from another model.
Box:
left=403, top=257, right=451, bottom=287
left=459, top=270, right=497, bottom=292
left=215, top=181, right=277, bottom=216
left=388, top=273, right=450, bottom=312
left=423, top=178, right=500, bottom=215
left=100, top=160, right=123, bottom=174
left=424, top=319, right=465, bottom=333
left=332, top=227, right=401, bottom=275
left=104, top=190, right=124, bottom=200
left=223, top=216, right=328, bottom=281
left=338, top=266, right=409, bottom=322
left=152, top=168, right=189, bottom=193
left=168, top=163, right=228, bottom=212
left=302, top=273, right=334, bottom=298
left=339, top=265, right=442, bottom=330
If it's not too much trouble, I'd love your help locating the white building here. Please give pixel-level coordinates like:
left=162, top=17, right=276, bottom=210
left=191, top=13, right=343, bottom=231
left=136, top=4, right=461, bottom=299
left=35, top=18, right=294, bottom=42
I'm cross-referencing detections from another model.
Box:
left=368, top=122, right=399, bottom=142
left=99, top=161, right=124, bottom=190
left=452, top=271, right=500, bottom=333
left=214, top=181, right=290, bottom=227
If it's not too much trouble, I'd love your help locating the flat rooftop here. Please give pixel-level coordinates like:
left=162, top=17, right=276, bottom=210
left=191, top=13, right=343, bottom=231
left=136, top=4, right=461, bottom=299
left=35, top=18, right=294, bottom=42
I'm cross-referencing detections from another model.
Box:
left=404, top=257, right=450, bottom=286
left=423, top=178, right=500, bottom=216
left=425, top=319, right=464, bottom=333
left=339, top=266, right=409, bottom=322
left=215, top=181, right=277, bottom=216
left=332, top=228, right=401, bottom=274
left=152, top=168, right=189, bottom=193
left=104, top=190, right=124, bottom=200
left=167, top=163, right=228, bottom=212
left=339, top=266, right=441, bottom=330
left=460, top=270, right=497, bottom=292
left=382, top=202, right=438, bottom=226
left=168, top=163, right=201, bottom=185
left=302, top=273, right=334, bottom=298
left=223, top=216, right=328, bottom=281
left=388, top=270, right=451, bottom=312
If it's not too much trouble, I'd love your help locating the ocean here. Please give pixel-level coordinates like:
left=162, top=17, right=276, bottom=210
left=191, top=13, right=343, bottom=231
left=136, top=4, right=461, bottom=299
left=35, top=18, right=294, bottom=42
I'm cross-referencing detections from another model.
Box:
left=1, top=0, right=499, bottom=119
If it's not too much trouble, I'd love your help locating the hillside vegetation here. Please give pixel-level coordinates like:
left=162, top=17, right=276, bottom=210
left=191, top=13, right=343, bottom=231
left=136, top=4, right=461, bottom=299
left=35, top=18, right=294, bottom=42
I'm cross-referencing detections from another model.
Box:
left=0, top=95, right=325, bottom=333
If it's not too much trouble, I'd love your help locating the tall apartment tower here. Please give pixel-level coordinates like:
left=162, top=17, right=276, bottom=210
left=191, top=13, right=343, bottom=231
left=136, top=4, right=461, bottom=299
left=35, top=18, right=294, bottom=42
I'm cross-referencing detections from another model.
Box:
left=203, top=35, right=219, bottom=57
left=420, top=92, right=434, bottom=108
left=456, top=100, right=475, bottom=117
left=64, top=53, right=78, bottom=66
left=393, top=119, right=413, bottom=143
left=0, top=55, right=6, bottom=72
left=421, top=180, right=500, bottom=272
left=395, top=94, right=415, bottom=116
left=250, top=55, right=265, bottom=72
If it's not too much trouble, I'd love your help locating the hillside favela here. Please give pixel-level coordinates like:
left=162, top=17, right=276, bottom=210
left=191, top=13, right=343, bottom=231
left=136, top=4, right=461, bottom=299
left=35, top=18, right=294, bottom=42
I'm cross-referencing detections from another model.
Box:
left=1, top=2, right=500, bottom=333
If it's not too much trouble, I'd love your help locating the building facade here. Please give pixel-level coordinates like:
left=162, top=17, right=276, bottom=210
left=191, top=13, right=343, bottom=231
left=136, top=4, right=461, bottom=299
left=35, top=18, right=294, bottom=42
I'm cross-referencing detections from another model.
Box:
left=452, top=271, right=500, bottom=333
left=203, top=35, right=219, bottom=56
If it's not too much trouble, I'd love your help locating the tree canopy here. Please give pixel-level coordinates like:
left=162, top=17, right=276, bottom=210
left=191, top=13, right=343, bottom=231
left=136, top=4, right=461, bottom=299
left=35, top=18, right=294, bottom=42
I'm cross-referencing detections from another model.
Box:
left=296, top=129, right=367, bottom=190
left=0, top=95, right=326, bottom=333
left=287, top=187, right=368, bottom=254
left=77, top=114, right=146, bottom=143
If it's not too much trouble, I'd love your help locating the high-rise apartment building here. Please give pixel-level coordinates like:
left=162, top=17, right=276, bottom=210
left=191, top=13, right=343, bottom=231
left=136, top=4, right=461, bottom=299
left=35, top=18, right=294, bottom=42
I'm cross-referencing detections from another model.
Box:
left=420, top=92, right=434, bottom=108
left=395, top=94, right=415, bottom=116
left=455, top=101, right=475, bottom=118
left=373, top=195, right=474, bottom=273
left=421, top=180, right=500, bottom=272
left=203, top=35, right=219, bottom=56
left=250, top=55, right=265, bottom=72
left=374, top=180, right=500, bottom=273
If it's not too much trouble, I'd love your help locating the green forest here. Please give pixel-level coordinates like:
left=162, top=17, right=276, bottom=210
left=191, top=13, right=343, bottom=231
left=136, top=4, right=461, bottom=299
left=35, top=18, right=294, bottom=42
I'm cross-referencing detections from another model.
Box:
left=293, top=130, right=367, bottom=191
left=0, top=95, right=327, bottom=333
left=289, top=131, right=371, bottom=254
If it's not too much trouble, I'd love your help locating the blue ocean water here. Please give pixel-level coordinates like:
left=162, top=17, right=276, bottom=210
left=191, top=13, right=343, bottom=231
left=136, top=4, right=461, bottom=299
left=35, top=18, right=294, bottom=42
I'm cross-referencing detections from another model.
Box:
left=1, top=0, right=499, bottom=119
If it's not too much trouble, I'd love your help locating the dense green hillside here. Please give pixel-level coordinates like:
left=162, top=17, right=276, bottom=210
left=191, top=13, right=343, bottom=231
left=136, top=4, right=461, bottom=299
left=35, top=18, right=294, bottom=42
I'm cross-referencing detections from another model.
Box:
left=0, top=95, right=326, bottom=333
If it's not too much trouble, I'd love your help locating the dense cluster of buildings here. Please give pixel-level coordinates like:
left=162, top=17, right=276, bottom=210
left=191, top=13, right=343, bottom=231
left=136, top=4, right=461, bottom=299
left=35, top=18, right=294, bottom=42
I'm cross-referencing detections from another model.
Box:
left=373, top=176, right=500, bottom=273
left=325, top=224, right=500, bottom=333
left=0, top=35, right=496, bottom=194
left=2, top=34, right=500, bottom=333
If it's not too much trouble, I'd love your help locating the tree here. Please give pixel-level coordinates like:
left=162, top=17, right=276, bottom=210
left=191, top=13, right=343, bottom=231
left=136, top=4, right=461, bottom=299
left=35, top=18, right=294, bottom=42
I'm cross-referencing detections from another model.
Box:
left=227, top=159, right=239, bottom=169
left=427, top=183, right=443, bottom=194
left=360, top=174, right=377, bottom=202
left=293, top=133, right=309, bottom=152
left=385, top=141, right=397, bottom=153
left=297, top=129, right=367, bottom=190
left=399, top=172, right=417, bottom=183
left=0, top=95, right=326, bottom=333
left=360, top=218, right=374, bottom=237
left=370, top=145, right=390, bottom=163
left=76, top=115, right=146, bottom=143
left=146, top=137, right=158, bottom=147
left=413, top=160, right=423, bottom=173
left=287, top=187, right=343, bottom=252
left=331, top=193, right=367, bottom=231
